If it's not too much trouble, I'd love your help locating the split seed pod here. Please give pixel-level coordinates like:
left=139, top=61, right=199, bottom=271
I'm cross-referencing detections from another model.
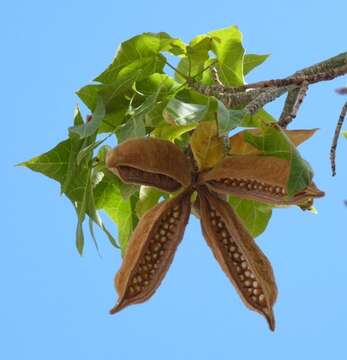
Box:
left=199, top=155, right=324, bottom=205
left=198, top=187, right=277, bottom=330
left=106, top=137, right=193, bottom=192
left=110, top=191, right=191, bottom=314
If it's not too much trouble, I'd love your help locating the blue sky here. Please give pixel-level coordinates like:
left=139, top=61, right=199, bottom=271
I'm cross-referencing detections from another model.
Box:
left=3, top=1, right=347, bottom=359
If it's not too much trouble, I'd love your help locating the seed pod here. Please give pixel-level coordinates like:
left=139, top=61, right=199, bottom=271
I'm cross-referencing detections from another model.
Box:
left=199, top=155, right=324, bottom=205
left=110, top=190, right=192, bottom=314
left=198, top=187, right=277, bottom=330
left=106, top=137, right=192, bottom=192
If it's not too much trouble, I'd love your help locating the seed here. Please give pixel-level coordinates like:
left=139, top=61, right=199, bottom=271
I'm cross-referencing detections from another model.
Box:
left=210, top=210, right=216, bottom=218
left=229, top=245, right=235, bottom=252
left=221, top=230, right=227, bottom=238
left=159, top=250, right=164, bottom=256
left=253, top=288, right=261, bottom=296
left=137, top=275, right=142, bottom=283
left=173, top=211, right=180, bottom=219
left=244, top=280, right=251, bottom=287
left=268, top=186, right=273, bottom=193
left=231, top=181, right=237, bottom=186
left=217, top=222, right=223, bottom=229
left=241, top=261, right=248, bottom=270
left=244, top=270, right=251, bottom=278
left=236, top=266, right=241, bottom=274
left=152, top=253, right=158, bottom=260
left=160, top=236, right=167, bottom=243
left=143, top=281, right=149, bottom=286
left=162, top=223, right=169, bottom=230
left=211, top=219, right=217, bottom=226
left=259, top=294, right=265, bottom=304
left=154, top=234, right=160, bottom=240
left=251, top=295, right=257, bottom=302
left=160, top=229, right=166, bottom=236
left=253, top=281, right=259, bottom=288
left=239, top=182, right=245, bottom=187
left=145, top=255, right=151, bottom=262
left=128, top=286, right=135, bottom=295
left=169, top=217, right=176, bottom=224
left=233, top=253, right=240, bottom=260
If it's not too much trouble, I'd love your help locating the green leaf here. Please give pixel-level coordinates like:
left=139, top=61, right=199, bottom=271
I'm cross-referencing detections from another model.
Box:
left=69, top=97, right=106, bottom=138
left=175, top=35, right=212, bottom=82
left=152, top=123, right=196, bottom=141
left=163, top=98, right=210, bottom=126
left=208, top=25, right=245, bottom=86
left=95, top=32, right=186, bottom=84
left=243, top=53, right=270, bottom=75
left=229, top=196, right=272, bottom=237
left=94, top=171, right=138, bottom=253
left=343, top=131, right=347, bottom=138
left=216, top=100, right=246, bottom=135
left=136, top=73, right=180, bottom=98
left=244, top=123, right=313, bottom=196
left=242, top=108, right=276, bottom=127
left=135, top=186, right=163, bottom=218
left=116, top=115, right=146, bottom=143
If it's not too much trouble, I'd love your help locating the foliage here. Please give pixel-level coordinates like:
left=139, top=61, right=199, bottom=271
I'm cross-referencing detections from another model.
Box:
left=20, top=25, right=316, bottom=254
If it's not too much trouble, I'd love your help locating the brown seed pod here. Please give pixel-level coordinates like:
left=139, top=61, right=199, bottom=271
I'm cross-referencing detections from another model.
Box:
left=110, top=190, right=192, bottom=314
left=198, top=187, right=277, bottom=330
left=199, top=155, right=324, bottom=205
left=106, top=137, right=193, bottom=192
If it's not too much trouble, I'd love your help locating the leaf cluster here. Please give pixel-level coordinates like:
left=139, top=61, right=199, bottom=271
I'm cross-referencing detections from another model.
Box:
left=20, top=26, right=314, bottom=254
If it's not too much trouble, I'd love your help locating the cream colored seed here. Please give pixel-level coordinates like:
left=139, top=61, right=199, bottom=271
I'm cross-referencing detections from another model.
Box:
left=159, top=250, right=164, bottom=256
left=258, top=185, right=263, bottom=190
left=268, top=186, right=273, bottom=193
left=231, top=181, right=237, bottom=187
left=143, top=280, right=149, bottom=286
left=247, top=183, right=252, bottom=190
left=152, top=253, right=158, bottom=260
left=162, top=223, right=169, bottom=230
left=251, top=295, right=257, bottom=302
left=211, top=219, right=217, bottom=226
left=173, top=211, right=180, bottom=219
left=137, top=275, right=142, bottom=283
left=253, top=281, right=259, bottom=288
left=250, top=273, right=255, bottom=279
left=253, top=288, right=261, bottom=296
left=230, top=245, right=236, bottom=253
left=168, top=224, right=175, bottom=231
left=210, top=211, right=216, bottom=218
left=217, top=222, right=223, bottom=229
left=240, top=275, right=245, bottom=281
left=241, top=261, right=247, bottom=270
left=240, top=255, right=245, bottom=261
left=160, top=236, right=167, bottom=243
left=222, top=238, right=228, bottom=245
left=129, top=286, right=135, bottom=295
left=221, top=230, right=227, bottom=238
left=244, top=270, right=251, bottom=278
left=236, top=266, right=241, bottom=274
left=233, top=253, right=240, bottom=260
left=160, top=229, right=166, bottom=236
left=259, top=294, right=265, bottom=304
left=247, top=288, right=253, bottom=294
left=244, top=280, right=251, bottom=287
left=154, top=234, right=160, bottom=240
left=169, top=217, right=175, bottom=224
left=145, top=255, right=151, bottom=262
left=239, top=182, right=245, bottom=187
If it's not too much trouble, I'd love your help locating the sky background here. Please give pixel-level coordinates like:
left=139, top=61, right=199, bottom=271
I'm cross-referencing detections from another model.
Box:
left=2, top=1, right=347, bottom=359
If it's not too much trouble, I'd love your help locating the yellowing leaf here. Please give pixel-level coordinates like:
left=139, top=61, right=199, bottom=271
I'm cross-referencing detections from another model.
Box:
left=229, top=128, right=318, bottom=156
left=191, top=121, right=225, bottom=170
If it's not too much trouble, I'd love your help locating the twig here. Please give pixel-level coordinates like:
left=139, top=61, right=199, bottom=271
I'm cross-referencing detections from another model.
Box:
left=330, top=101, right=347, bottom=176
left=211, top=66, right=223, bottom=86
left=278, top=82, right=308, bottom=128
left=244, top=87, right=292, bottom=115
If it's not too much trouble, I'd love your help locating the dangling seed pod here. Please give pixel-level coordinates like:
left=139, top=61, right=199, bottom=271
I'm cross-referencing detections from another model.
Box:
left=199, top=155, right=324, bottom=205
left=198, top=186, right=277, bottom=330
left=110, top=190, right=192, bottom=314
left=106, top=137, right=193, bottom=192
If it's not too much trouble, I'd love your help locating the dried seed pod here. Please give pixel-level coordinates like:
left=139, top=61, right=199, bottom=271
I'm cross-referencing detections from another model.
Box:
left=106, top=137, right=192, bottom=192
left=110, top=191, right=191, bottom=314
left=198, top=187, right=277, bottom=330
left=199, top=155, right=324, bottom=205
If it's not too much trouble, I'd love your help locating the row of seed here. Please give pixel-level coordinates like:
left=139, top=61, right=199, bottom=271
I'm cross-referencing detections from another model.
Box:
left=126, top=205, right=181, bottom=297
left=209, top=207, right=266, bottom=307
